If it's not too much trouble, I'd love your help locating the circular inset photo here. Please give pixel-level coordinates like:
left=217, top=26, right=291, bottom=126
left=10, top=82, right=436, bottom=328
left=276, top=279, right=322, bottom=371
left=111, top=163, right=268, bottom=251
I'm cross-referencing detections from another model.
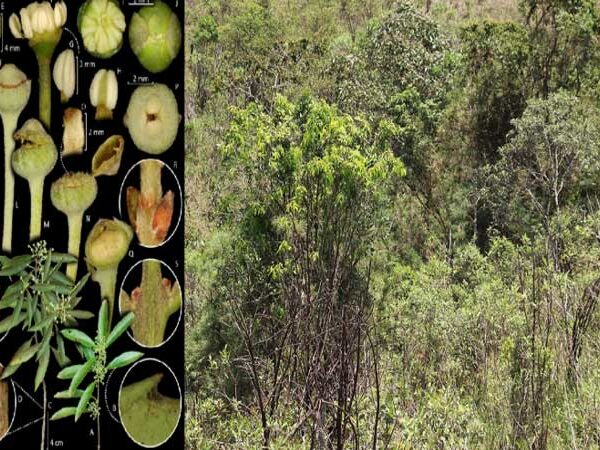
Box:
left=119, top=359, right=181, bottom=448
left=119, top=259, right=182, bottom=348
left=119, top=159, right=182, bottom=248
left=0, top=365, right=17, bottom=442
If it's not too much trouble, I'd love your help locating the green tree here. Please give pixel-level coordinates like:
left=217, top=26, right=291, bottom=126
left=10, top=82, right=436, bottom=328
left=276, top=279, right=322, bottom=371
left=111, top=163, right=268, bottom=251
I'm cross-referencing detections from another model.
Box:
left=195, top=95, right=403, bottom=448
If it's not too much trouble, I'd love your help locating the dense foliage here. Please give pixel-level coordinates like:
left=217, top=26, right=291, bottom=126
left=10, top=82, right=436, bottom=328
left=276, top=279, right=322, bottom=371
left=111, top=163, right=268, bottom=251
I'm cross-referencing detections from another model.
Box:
left=185, top=0, right=600, bottom=448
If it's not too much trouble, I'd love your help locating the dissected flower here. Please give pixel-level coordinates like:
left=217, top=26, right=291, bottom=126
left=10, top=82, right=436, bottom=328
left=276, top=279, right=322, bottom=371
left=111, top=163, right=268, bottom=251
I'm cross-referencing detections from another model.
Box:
left=62, top=108, right=85, bottom=157
left=78, top=0, right=126, bottom=58
left=90, top=69, right=118, bottom=120
left=123, top=84, right=180, bottom=155
left=92, top=135, right=125, bottom=177
left=53, top=49, right=76, bottom=103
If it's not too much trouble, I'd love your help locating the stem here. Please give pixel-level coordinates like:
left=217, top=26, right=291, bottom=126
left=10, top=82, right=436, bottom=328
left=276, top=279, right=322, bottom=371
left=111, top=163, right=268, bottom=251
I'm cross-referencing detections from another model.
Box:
left=35, top=53, right=52, bottom=130
left=66, top=212, right=83, bottom=280
left=136, top=160, right=166, bottom=246
left=29, top=177, right=45, bottom=242
left=122, top=260, right=181, bottom=346
left=41, top=381, right=47, bottom=450
left=0, top=368, right=8, bottom=438
left=96, top=390, right=101, bottom=450
left=2, top=112, right=18, bottom=253
left=92, top=267, right=118, bottom=325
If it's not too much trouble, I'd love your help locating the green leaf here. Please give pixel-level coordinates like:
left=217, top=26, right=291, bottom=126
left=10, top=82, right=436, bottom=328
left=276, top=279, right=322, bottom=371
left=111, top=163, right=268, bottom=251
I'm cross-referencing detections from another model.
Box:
left=50, top=407, right=77, bottom=421
left=61, top=329, right=95, bottom=348
left=69, top=359, right=94, bottom=394
left=54, top=389, right=84, bottom=399
left=9, top=339, right=40, bottom=366
left=30, top=317, right=53, bottom=332
left=0, top=362, right=21, bottom=379
left=0, top=311, right=26, bottom=333
left=34, top=347, right=50, bottom=391
left=54, top=334, right=71, bottom=367
left=71, top=310, right=95, bottom=320
left=75, top=383, right=95, bottom=421
left=71, top=273, right=90, bottom=296
left=98, top=300, right=109, bottom=340
left=0, top=255, right=32, bottom=276
left=35, top=284, right=73, bottom=295
left=50, top=253, right=78, bottom=264
left=106, top=351, right=143, bottom=371
left=106, top=312, right=135, bottom=347
left=57, top=364, right=81, bottom=380
left=49, top=269, right=72, bottom=287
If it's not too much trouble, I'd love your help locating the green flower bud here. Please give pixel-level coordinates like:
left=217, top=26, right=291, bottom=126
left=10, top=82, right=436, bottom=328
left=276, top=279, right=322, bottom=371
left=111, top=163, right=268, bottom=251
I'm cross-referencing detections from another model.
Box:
left=129, top=0, right=181, bottom=73
left=0, top=64, right=32, bottom=113
left=123, top=84, right=180, bottom=155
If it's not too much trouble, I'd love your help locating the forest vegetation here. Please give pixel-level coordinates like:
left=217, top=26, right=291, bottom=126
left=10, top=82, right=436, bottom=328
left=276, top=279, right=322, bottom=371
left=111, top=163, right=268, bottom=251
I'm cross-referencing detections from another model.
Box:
left=184, top=0, right=600, bottom=448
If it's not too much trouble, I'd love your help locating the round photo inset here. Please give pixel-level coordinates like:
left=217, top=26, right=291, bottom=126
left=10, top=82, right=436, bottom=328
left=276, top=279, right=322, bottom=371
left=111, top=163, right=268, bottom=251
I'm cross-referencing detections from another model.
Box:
left=119, top=358, right=181, bottom=448
left=119, top=259, right=182, bottom=348
left=0, top=365, right=17, bottom=442
left=118, top=159, right=182, bottom=248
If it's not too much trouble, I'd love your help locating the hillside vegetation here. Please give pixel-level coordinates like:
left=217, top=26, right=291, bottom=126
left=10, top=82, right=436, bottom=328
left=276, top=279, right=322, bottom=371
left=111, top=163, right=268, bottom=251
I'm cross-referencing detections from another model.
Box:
left=184, top=0, right=600, bottom=448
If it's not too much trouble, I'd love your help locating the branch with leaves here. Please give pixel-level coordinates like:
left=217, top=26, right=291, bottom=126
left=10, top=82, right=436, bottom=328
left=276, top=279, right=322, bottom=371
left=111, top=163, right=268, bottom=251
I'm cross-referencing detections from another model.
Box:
left=51, top=300, right=142, bottom=450
left=0, top=241, right=91, bottom=450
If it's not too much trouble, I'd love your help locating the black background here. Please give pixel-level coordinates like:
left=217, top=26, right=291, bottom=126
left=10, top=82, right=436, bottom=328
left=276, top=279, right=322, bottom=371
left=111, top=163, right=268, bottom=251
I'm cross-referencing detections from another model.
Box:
left=0, top=0, right=184, bottom=448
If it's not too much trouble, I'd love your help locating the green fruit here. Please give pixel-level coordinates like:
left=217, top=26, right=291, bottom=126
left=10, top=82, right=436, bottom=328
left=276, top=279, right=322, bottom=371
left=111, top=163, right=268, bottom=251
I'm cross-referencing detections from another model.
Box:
left=78, top=0, right=126, bottom=59
left=12, top=119, right=57, bottom=180
left=51, top=172, right=98, bottom=216
left=129, top=1, right=181, bottom=73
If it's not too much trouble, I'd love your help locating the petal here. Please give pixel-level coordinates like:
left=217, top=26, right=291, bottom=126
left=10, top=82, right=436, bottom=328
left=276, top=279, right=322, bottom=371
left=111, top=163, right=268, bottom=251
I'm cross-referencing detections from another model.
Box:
left=20, top=8, right=33, bottom=38
left=8, top=14, right=24, bottom=39
left=106, top=70, right=118, bottom=109
left=54, top=2, right=67, bottom=27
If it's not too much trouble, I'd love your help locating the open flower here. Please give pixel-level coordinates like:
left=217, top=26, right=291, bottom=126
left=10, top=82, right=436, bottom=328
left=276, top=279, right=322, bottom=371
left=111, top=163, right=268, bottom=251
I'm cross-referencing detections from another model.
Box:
left=9, top=2, right=67, bottom=40
left=8, top=2, right=68, bottom=129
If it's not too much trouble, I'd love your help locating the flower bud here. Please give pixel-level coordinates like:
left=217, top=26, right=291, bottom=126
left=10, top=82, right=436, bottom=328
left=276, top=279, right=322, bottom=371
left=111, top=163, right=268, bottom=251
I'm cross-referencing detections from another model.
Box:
left=0, top=64, right=32, bottom=113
